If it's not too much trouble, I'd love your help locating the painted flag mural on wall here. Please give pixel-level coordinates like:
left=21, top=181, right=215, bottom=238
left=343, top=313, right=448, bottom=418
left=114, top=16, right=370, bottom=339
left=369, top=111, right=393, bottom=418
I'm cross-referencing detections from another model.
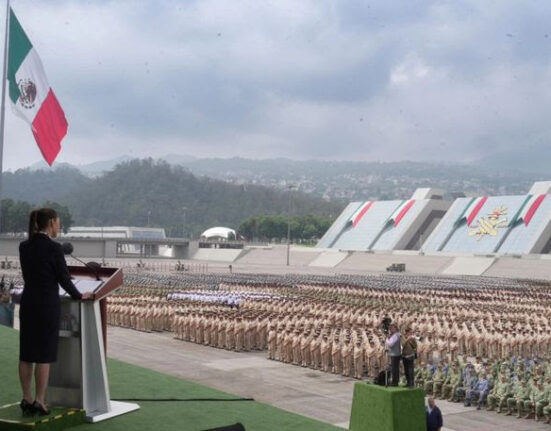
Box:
left=7, top=8, right=67, bottom=166
left=388, top=199, right=415, bottom=226
left=455, top=196, right=488, bottom=226
left=348, top=201, right=374, bottom=227
left=509, top=194, right=546, bottom=227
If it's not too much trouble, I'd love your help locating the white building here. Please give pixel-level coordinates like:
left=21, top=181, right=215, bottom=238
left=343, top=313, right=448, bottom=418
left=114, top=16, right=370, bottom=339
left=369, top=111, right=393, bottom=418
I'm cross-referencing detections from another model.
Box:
left=67, top=226, right=167, bottom=254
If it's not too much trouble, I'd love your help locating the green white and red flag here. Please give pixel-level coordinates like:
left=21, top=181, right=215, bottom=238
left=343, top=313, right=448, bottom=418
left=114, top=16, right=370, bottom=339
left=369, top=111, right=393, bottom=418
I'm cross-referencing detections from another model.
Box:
left=7, top=8, right=67, bottom=166
left=509, top=194, right=546, bottom=226
left=455, top=196, right=488, bottom=226
left=349, top=201, right=374, bottom=227
left=389, top=199, right=415, bottom=226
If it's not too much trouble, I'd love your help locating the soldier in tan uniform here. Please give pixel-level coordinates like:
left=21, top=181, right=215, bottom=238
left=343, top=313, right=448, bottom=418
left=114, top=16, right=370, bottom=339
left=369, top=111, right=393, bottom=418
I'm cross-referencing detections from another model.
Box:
left=342, top=337, right=353, bottom=377
left=353, top=339, right=364, bottom=379
left=268, top=324, right=277, bottom=360
left=292, top=330, right=301, bottom=365
left=285, top=328, right=294, bottom=363
left=234, top=317, right=245, bottom=351
left=276, top=328, right=285, bottom=361
left=321, top=334, right=332, bottom=372
left=225, top=317, right=235, bottom=350
left=243, top=317, right=252, bottom=351
left=332, top=335, right=342, bottom=374
left=310, top=332, right=322, bottom=369
left=301, top=331, right=312, bottom=367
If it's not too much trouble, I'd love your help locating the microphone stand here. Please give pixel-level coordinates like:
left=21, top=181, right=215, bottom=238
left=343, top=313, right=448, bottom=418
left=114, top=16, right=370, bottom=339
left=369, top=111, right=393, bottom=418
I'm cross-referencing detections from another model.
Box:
left=70, top=254, right=101, bottom=281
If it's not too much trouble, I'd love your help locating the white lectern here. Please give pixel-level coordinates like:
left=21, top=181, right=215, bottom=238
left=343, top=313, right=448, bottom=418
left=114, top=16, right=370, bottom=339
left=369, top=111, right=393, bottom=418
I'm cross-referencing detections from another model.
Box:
left=48, top=266, right=139, bottom=423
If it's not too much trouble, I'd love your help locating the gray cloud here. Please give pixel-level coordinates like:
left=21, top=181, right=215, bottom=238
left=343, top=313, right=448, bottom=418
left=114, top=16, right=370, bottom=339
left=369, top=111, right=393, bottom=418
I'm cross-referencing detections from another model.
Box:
left=3, top=0, right=551, bottom=169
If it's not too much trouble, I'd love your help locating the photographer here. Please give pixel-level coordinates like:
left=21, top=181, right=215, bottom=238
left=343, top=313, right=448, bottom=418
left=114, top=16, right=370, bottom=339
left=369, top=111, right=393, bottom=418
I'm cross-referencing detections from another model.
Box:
left=385, top=323, right=401, bottom=386
left=401, top=327, right=417, bottom=388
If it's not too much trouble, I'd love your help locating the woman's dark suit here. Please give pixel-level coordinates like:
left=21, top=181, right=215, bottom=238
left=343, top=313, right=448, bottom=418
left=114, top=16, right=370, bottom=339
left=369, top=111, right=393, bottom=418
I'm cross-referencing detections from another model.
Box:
left=19, top=233, right=82, bottom=363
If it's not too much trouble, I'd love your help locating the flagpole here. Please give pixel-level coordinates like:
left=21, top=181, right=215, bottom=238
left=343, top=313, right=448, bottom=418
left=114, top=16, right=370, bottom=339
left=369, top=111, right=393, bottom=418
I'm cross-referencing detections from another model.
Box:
left=0, top=0, right=10, bottom=233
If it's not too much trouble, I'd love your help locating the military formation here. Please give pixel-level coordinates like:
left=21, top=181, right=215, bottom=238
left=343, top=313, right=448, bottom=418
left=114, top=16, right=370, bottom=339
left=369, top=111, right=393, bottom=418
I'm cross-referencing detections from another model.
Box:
left=6, top=268, right=551, bottom=423
left=105, top=271, right=551, bottom=383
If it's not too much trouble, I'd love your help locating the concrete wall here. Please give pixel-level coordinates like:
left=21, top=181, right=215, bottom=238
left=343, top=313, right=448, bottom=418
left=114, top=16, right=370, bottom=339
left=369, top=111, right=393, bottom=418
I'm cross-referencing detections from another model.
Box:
left=442, top=256, right=496, bottom=276
left=0, top=236, right=190, bottom=259
left=483, top=255, right=551, bottom=279
left=74, top=239, right=118, bottom=258
left=236, top=246, right=322, bottom=266
left=0, top=237, right=21, bottom=256
left=0, top=236, right=119, bottom=258
left=309, top=251, right=350, bottom=268
left=192, top=248, right=245, bottom=262
left=337, top=252, right=454, bottom=274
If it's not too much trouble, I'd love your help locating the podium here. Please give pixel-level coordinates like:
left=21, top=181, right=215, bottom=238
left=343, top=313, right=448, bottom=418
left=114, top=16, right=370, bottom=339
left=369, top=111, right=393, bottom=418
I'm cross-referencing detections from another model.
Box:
left=47, top=265, right=139, bottom=423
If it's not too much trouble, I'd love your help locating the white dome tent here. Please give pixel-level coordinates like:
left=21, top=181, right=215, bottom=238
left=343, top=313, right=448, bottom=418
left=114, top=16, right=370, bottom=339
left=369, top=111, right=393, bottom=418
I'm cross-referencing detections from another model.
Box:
left=200, top=227, right=237, bottom=241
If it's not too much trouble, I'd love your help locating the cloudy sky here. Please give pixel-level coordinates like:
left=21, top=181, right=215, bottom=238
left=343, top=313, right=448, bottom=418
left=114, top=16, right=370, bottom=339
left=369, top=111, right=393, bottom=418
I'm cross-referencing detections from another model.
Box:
left=2, top=0, right=551, bottom=170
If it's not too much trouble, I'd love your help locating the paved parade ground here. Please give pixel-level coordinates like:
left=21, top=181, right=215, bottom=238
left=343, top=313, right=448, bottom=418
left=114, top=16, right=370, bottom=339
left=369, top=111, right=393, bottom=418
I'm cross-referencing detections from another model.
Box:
left=0, top=325, right=339, bottom=431
left=107, top=326, right=551, bottom=431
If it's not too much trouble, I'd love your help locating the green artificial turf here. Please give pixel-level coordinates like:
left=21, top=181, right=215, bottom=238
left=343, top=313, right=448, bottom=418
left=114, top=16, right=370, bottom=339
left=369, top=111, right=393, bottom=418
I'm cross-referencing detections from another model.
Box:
left=0, top=325, right=340, bottom=431
left=349, top=383, right=426, bottom=431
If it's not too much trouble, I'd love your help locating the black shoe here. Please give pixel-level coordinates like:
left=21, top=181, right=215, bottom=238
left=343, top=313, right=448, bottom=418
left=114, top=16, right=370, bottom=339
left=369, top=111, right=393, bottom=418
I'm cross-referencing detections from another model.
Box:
left=20, top=399, right=34, bottom=416
left=32, top=401, right=50, bottom=416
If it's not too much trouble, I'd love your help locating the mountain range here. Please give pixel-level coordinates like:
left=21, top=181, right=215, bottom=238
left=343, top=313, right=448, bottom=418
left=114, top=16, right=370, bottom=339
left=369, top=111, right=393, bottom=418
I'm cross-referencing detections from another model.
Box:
left=2, top=159, right=342, bottom=237
left=28, top=153, right=547, bottom=202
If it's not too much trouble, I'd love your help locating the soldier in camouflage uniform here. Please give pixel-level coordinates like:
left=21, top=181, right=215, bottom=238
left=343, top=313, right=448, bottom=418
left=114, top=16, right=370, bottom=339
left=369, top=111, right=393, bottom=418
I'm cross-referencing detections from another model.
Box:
left=487, top=375, right=511, bottom=413
left=541, top=376, right=551, bottom=424
left=442, top=363, right=462, bottom=401
left=506, top=380, right=531, bottom=418
left=425, top=363, right=445, bottom=396
left=455, top=363, right=476, bottom=403
left=522, top=379, right=547, bottom=421
left=414, top=362, right=427, bottom=389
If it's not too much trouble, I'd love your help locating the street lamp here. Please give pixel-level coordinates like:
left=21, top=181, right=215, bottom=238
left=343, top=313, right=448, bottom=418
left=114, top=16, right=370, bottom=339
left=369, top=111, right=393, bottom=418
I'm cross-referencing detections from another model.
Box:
left=182, top=206, right=187, bottom=238
left=147, top=210, right=151, bottom=227
left=286, top=184, right=295, bottom=266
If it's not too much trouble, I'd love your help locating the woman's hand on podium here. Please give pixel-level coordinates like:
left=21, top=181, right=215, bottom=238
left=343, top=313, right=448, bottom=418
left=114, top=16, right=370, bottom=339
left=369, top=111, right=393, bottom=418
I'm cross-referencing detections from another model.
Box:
left=81, top=292, right=94, bottom=300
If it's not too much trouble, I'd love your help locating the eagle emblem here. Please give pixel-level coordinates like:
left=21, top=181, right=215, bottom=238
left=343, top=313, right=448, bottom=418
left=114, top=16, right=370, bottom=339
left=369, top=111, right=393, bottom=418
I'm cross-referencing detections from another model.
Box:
left=18, top=79, right=37, bottom=109
left=469, top=206, right=508, bottom=241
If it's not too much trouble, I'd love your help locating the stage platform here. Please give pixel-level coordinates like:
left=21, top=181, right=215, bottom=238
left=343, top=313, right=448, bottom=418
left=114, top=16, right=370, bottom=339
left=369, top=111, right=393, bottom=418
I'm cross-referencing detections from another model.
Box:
left=0, top=404, right=84, bottom=431
left=0, top=325, right=339, bottom=431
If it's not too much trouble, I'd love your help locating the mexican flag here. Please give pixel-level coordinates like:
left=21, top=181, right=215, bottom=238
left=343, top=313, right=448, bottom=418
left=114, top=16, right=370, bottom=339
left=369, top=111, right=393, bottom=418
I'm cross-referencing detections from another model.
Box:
left=455, top=196, right=488, bottom=226
left=7, top=8, right=67, bottom=166
left=388, top=199, right=415, bottom=226
left=509, top=194, right=546, bottom=227
left=349, top=201, right=373, bottom=227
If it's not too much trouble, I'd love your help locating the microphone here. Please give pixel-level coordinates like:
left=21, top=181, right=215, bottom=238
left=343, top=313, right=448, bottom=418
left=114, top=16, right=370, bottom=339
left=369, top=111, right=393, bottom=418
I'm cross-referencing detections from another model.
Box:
left=62, top=242, right=102, bottom=281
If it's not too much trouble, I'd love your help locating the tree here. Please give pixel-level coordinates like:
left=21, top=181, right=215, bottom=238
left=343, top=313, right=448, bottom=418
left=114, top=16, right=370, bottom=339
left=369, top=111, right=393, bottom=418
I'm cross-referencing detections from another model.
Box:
left=0, top=199, right=32, bottom=234
left=3, top=159, right=344, bottom=237
left=0, top=199, right=74, bottom=234
left=238, top=214, right=335, bottom=242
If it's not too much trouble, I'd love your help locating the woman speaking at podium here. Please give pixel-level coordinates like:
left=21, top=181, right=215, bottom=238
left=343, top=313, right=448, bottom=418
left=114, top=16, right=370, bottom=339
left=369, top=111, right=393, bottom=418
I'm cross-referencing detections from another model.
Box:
left=18, top=208, right=93, bottom=416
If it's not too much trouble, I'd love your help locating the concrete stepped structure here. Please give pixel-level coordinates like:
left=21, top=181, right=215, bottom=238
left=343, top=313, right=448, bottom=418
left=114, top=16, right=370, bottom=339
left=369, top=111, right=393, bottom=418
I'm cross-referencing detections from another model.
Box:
left=441, top=256, right=496, bottom=276
left=336, top=252, right=454, bottom=275
left=236, top=246, right=322, bottom=267
left=188, top=244, right=551, bottom=280
left=309, top=251, right=350, bottom=268
left=317, top=188, right=450, bottom=252
left=192, top=248, right=246, bottom=262
left=423, top=181, right=551, bottom=255
left=483, top=254, right=551, bottom=279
